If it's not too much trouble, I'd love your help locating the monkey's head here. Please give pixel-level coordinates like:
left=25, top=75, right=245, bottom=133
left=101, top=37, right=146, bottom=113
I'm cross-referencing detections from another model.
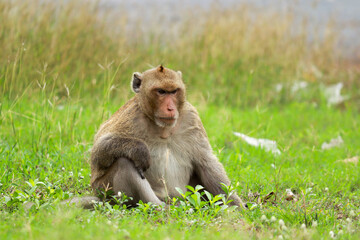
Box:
left=131, top=65, right=186, bottom=128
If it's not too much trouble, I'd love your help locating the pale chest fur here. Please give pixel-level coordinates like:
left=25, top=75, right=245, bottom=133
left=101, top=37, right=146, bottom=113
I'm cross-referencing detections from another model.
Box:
left=144, top=137, right=194, bottom=200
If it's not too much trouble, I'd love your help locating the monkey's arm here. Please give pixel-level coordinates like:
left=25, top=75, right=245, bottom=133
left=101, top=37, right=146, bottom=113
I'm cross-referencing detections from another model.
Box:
left=91, top=133, right=150, bottom=178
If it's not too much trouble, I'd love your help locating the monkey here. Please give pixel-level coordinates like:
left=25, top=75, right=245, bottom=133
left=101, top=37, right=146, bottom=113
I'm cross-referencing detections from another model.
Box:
left=89, top=65, right=246, bottom=208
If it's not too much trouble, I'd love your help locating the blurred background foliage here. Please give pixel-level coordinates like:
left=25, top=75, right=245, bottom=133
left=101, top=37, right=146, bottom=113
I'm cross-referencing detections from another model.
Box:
left=1, top=0, right=359, bottom=109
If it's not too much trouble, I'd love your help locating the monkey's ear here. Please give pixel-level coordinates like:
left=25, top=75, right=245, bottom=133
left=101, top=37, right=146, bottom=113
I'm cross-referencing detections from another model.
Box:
left=177, top=71, right=182, bottom=78
left=131, top=72, right=142, bottom=93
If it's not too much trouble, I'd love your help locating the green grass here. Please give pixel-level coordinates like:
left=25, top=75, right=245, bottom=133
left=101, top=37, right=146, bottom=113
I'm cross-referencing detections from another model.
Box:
left=1, top=101, right=359, bottom=239
left=1, top=0, right=360, bottom=239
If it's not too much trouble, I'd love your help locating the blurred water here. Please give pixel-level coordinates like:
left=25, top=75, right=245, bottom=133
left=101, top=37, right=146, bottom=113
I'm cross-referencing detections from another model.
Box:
left=100, top=0, right=360, bottom=59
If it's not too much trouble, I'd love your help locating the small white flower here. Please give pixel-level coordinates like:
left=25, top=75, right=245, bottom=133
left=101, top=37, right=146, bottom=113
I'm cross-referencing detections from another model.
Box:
left=79, top=175, right=84, bottom=179
left=61, top=167, right=65, bottom=171
left=271, top=163, right=276, bottom=169
left=329, top=231, right=335, bottom=238
left=118, top=191, right=122, bottom=197
left=121, top=229, right=130, bottom=236
left=346, top=218, right=351, bottom=223
left=278, top=235, right=283, bottom=240
left=324, top=187, right=329, bottom=192
left=349, top=210, right=356, bottom=217
left=270, top=216, right=277, bottom=222
left=260, top=215, right=268, bottom=222
left=188, top=220, right=196, bottom=224
left=301, top=223, right=306, bottom=229
left=312, top=221, right=318, bottom=227
left=281, top=225, right=288, bottom=231
left=69, top=171, right=73, bottom=176
left=279, top=219, right=285, bottom=226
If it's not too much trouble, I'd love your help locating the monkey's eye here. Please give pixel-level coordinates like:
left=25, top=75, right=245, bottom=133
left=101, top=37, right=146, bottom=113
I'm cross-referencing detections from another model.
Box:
left=169, top=89, right=178, bottom=95
left=157, top=89, right=166, bottom=95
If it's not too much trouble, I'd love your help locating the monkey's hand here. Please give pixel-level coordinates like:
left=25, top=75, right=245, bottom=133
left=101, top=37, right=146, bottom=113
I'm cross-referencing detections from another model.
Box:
left=132, top=142, right=151, bottom=179
left=91, top=134, right=150, bottom=178
left=137, top=168, right=145, bottom=179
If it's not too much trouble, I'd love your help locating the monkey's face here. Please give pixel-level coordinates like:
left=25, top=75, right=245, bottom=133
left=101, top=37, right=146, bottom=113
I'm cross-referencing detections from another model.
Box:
left=131, top=65, right=186, bottom=128
left=152, top=87, right=182, bottom=128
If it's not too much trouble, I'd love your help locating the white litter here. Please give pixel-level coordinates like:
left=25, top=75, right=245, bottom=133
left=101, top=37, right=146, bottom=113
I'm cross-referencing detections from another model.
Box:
left=323, top=82, right=349, bottom=106
left=337, top=156, right=359, bottom=165
left=274, top=83, right=283, bottom=92
left=321, top=136, right=344, bottom=150
left=233, top=132, right=281, bottom=155
left=285, top=189, right=296, bottom=201
left=291, top=81, right=308, bottom=93
left=309, top=65, right=323, bottom=79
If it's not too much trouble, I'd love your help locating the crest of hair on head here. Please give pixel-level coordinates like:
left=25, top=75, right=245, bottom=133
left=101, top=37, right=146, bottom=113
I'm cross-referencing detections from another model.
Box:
left=158, top=65, right=164, bottom=72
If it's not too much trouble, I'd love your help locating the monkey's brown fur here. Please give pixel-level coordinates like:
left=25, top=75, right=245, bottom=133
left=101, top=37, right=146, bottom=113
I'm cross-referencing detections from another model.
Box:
left=90, top=66, right=246, bottom=207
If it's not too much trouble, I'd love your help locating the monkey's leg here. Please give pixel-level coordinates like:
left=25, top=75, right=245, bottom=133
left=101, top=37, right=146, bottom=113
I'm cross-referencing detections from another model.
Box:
left=112, top=157, right=164, bottom=206
left=194, top=155, right=247, bottom=209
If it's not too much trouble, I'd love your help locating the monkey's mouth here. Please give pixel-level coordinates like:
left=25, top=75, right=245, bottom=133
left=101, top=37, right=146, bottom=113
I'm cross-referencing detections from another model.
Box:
left=155, top=113, right=179, bottom=128
left=157, top=117, right=177, bottom=126
left=158, top=117, right=176, bottom=122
